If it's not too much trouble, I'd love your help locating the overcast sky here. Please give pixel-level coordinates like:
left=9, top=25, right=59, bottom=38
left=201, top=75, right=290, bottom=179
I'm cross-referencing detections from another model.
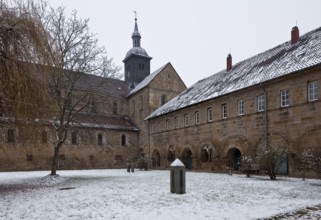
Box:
left=50, top=0, right=321, bottom=87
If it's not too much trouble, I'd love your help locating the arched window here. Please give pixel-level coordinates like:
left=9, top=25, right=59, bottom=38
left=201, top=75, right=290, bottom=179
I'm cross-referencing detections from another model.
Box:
left=41, top=131, right=48, bottom=143
left=113, top=102, right=118, bottom=114
left=121, top=134, right=127, bottom=146
left=161, top=94, right=166, bottom=105
left=97, top=133, right=103, bottom=145
left=71, top=130, right=77, bottom=145
left=7, top=129, right=14, bottom=143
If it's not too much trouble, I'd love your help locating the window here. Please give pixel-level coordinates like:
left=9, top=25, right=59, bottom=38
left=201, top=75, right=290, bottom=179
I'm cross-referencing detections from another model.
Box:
left=280, top=90, right=289, bottom=107
left=195, top=111, right=200, bottom=125
left=166, top=119, right=170, bottom=130
left=97, top=133, right=103, bottom=145
left=139, top=63, right=145, bottom=70
left=71, top=131, right=77, bottom=145
left=161, top=94, right=166, bottom=105
left=238, top=100, right=244, bottom=115
left=90, top=100, right=97, bottom=113
left=26, top=155, right=33, bottom=161
left=113, top=103, right=118, bottom=114
left=121, top=134, right=127, bottom=146
left=7, top=129, right=14, bottom=143
left=184, top=114, right=189, bottom=127
left=41, top=131, right=48, bottom=143
left=308, top=81, right=318, bottom=102
left=174, top=117, right=179, bottom=129
left=221, top=104, right=227, bottom=119
left=207, top=108, right=213, bottom=122
left=257, top=95, right=265, bottom=112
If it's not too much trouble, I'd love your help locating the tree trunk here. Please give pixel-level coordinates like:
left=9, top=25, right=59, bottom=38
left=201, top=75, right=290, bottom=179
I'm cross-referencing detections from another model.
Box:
left=51, top=145, right=60, bottom=175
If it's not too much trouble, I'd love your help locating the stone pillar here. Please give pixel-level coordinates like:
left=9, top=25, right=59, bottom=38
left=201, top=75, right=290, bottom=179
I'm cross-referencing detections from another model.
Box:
left=170, top=159, right=186, bottom=194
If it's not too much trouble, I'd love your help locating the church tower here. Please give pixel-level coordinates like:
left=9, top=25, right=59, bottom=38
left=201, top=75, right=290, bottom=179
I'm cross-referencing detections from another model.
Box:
left=123, top=15, right=152, bottom=88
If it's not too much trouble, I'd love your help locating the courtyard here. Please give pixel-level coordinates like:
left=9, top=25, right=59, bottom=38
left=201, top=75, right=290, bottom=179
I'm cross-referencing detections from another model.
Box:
left=1, top=169, right=321, bottom=219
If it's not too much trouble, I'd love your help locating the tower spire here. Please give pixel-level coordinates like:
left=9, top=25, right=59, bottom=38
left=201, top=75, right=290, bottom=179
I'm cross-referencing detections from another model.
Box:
left=132, top=11, right=141, bottom=47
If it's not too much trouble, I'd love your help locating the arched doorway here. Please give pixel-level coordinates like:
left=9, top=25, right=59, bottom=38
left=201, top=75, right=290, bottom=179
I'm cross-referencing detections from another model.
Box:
left=227, top=148, right=242, bottom=171
left=201, top=145, right=212, bottom=162
left=152, top=151, right=161, bottom=167
left=182, top=148, right=193, bottom=170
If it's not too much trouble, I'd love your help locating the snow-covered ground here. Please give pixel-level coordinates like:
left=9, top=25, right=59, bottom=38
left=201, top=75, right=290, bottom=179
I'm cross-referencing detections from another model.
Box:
left=1, top=169, right=321, bottom=220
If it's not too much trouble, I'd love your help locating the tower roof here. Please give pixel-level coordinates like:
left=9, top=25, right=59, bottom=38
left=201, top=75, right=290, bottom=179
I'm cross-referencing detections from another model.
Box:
left=123, top=17, right=151, bottom=62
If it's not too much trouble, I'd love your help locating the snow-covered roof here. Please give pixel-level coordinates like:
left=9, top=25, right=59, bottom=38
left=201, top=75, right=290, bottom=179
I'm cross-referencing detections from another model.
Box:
left=127, top=63, right=168, bottom=97
left=73, top=112, right=139, bottom=131
left=147, top=26, right=321, bottom=120
left=170, top=159, right=185, bottom=167
left=123, top=47, right=151, bottom=62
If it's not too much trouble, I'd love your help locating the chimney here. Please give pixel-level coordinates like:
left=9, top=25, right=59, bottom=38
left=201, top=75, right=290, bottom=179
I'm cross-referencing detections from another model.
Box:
left=291, top=26, right=299, bottom=45
left=227, top=54, right=232, bottom=72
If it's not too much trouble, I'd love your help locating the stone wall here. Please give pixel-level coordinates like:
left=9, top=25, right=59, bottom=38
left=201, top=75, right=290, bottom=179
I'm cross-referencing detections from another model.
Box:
left=148, top=66, right=321, bottom=177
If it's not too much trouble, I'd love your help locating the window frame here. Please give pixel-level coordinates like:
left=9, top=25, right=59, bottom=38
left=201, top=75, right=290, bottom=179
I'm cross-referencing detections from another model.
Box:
left=308, top=80, right=319, bottom=102
left=7, top=129, right=14, bottom=143
left=207, top=108, right=213, bottom=122
left=221, top=104, right=227, bottom=119
left=161, top=94, right=166, bottom=105
left=71, top=130, right=77, bottom=145
left=97, top=133, right=103, bottom=146
left=195, top=111, right=200, bottom=125
left=113, top=102, right=118, bottom=115
left=166, top=119, right=170, bottom=130
left=121, top=134, right=127, bottom=146
left=184, top=114, right=189, bottom=127
left=257, top=95, right=265, bottom=112
left=238, top=100, right=244, bottom=116
left=174, top=117, right=179, bottom=129
left=280, top=89, right=289, bottom=107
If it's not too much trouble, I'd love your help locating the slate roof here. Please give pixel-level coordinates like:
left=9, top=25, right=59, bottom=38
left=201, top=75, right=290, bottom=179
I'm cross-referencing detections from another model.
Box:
left=73, top=112, right=139, bottom=131
left=146, top=26, right=321, bottom=120
left=25, top=63, right=130, bottom=98
left=127, top=63, right=168, bottom=97
left=73, top=73, right=130, bottom=98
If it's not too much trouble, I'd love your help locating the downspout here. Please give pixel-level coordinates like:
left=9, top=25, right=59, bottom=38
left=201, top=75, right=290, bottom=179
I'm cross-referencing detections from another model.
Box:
left=148, top=86, right=151, bottom=159
left=263, top=87, right=269, bottom=148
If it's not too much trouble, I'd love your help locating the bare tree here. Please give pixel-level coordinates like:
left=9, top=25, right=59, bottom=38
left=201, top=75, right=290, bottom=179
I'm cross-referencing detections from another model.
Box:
left=301, top=148, right=321, bottom=179
left=43, top=7, right=121, bottom=175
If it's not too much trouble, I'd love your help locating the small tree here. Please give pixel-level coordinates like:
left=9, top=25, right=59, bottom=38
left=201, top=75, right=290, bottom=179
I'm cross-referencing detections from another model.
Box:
left=257, top=143, right=288, bottom=180
left=301, top=148, right=321, bottom=178
left=241, top=155, right=256, bottom=177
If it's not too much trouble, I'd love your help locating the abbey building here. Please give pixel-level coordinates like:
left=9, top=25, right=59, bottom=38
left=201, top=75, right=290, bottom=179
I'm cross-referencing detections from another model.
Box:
left=1, top=19, right=321, bottom=178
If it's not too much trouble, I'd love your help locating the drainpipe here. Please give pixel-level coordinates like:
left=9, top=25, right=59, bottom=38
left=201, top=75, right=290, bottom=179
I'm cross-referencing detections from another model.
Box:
left=263, top=87, right=269, bottom=148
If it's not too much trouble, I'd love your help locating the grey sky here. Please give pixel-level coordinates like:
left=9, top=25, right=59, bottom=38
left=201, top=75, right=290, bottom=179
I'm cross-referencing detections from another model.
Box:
left=50, top=0, right=321, bottom=87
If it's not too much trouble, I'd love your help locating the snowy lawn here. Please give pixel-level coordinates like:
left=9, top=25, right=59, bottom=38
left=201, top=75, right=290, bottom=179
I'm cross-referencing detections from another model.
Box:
left=1, top=170, right=321, bottom=220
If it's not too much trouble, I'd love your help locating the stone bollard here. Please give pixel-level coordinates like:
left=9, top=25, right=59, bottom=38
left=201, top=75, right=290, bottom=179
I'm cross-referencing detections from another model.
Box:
left=170, top=159, right=186, bottom=194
